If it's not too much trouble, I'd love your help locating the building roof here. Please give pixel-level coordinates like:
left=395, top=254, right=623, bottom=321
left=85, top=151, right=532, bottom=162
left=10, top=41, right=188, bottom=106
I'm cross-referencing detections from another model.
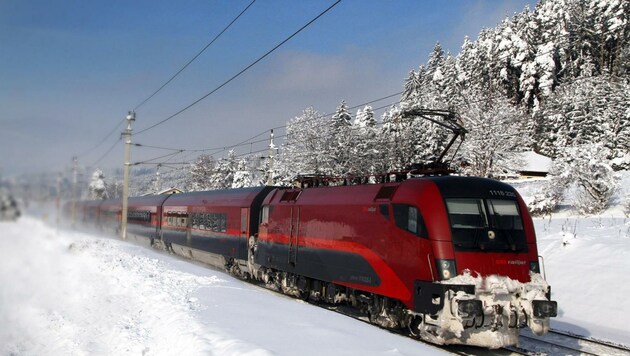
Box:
left=518, top=151, right=552, bottom=173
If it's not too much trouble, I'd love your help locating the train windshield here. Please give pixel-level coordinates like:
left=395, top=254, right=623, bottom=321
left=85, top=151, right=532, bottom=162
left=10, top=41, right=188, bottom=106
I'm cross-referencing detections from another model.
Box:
left=446, top=198, right=527, bottom=252
left=487, top=199, right=523, bottom=230
left=445, top=199, right=488, bottom=229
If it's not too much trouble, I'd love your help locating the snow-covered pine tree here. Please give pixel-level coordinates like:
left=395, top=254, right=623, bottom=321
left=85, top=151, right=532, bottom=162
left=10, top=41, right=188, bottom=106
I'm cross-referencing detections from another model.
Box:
left=350, top=105, right=377, bottom=176
left=88, top=169, right=108, bottom=200
left=535, top=75, right=629, bottom=169
left=530, top=144, right=618, bottom=215
left=455, top=91, right=527, bottom=177
left=106, top=178, right=122, bottom=199
left=329, top=100, right=353, bottom=177
left=563, top=0, right=599, bottom=78
left=402, top=69, right=422, bottom=105
left=232, top=158, right=253, bottom=188
left=0, top=189, right=20, bottom=221
left=210, top=150, right=238, bottom=189
left=189, top=154, right=215, bottom=191
left=569, top=145, right=619, bottom=215
left=276, top=107, right=331, bottom=184
left=374, top=105, right=404, bottom=172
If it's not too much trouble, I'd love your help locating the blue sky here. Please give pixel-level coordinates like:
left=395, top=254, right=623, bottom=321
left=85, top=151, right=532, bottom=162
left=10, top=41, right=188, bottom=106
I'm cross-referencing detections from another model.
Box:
left=0, top=0, right=533, bottom=177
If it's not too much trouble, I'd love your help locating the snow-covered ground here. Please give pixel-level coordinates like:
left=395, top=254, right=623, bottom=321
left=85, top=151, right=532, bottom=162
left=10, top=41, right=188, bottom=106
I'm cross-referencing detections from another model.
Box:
left=1, top=174, right=629, bottom=355
left=509, top=172, right=630, bottom=346
left=0, top=217, right=444, bottom=356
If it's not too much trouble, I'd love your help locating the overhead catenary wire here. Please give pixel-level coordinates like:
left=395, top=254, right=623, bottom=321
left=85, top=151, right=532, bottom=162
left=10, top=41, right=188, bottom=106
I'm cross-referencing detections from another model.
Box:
left=148, top=75, right=608, bottom=169
left=77, top=118, right=126, bottom=159
left=133, top=0, right=258, bottom=111
left=90, top=137, right=122, bottom=168
left=86, top=26, right=611, bottom=170
left=117, top=73, right=598, bottom=172
left=98, top=26, right=613, bottom=164
left=133, top=91, right=403, bottom=155
left=139, top=93, right=603, bottom=172
left=133, top=0, right=342, bottom=136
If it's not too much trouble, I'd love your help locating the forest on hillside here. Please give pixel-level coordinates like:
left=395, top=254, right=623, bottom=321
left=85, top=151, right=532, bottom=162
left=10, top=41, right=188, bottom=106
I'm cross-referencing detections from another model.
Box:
left=80, top=0, right=628, bottom=214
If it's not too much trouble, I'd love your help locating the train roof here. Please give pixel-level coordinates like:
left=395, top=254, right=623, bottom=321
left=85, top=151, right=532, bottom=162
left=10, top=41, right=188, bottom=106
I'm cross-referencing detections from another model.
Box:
left=420, top=176, right=519, bottom=198
left=267, top=176, right=520, bottom=206
left=271, top=183, right=395, bottom=206
left=163, top=186, right=275, bottom=207
left=128, top=194, right=172, bottom=207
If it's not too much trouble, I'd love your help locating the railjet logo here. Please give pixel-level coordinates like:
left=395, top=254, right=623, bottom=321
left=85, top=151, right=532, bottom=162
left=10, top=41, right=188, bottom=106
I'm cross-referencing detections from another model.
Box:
left=496, top=259, right=527, bottom=265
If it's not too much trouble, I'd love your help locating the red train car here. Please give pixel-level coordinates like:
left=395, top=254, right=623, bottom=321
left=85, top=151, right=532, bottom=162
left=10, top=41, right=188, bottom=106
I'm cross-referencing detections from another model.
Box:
left=126, top=195, right=172, bottom=244
left=99, top=198, right=122, bottom=233
left=160, top=187, right=274, bottom=271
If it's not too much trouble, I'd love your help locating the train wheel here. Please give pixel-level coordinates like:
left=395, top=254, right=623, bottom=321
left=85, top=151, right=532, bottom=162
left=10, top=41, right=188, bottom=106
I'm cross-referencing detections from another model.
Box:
left=325, top=283, right=337, bottom=304
left=408, top=316, right=423, bottom=338
left=368, top=296, right=383, bottom=324
left=297, top=276, right=310, bottom=300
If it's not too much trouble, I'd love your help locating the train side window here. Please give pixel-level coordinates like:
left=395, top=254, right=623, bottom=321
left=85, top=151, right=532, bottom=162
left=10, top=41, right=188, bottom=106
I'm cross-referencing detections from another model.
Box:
left=379, top=204, right=390, bottom=220
left=392, top=204, right=427, bottom=238
left=408, top=206, right=418, bottom=233
left=261, top=206, right=270, bottom=225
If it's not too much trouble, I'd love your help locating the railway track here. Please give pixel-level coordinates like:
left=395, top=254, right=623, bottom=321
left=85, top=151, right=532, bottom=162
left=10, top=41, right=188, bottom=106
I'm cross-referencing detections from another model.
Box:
left=511, top=329, right=630, bottom=356
left=327, top=299, right=630, bottom=356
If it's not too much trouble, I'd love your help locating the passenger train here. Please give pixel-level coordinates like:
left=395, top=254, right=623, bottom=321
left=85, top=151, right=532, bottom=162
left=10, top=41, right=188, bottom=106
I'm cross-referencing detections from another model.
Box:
left=69, top=176, right=557, bottom=348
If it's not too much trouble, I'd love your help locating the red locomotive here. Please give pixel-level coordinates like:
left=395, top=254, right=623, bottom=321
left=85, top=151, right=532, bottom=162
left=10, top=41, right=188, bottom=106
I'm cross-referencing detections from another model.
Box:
left=71, top=176, right=556, bottom=348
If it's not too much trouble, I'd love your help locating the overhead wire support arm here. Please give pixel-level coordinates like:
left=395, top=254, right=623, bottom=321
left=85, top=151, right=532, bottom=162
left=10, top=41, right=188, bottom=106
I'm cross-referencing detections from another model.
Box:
left=133, top=150, right=184, bottom=165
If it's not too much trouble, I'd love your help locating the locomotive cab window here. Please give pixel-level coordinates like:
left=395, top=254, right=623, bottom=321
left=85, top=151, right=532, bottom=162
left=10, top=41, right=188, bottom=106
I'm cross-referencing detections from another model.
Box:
left=392, top=204, right=427, bottom=238
left=446, top=199, right=488, bottom=229
left=487, top=199, right=523, bottom=230
left=446, top=198, right=527, bottom=252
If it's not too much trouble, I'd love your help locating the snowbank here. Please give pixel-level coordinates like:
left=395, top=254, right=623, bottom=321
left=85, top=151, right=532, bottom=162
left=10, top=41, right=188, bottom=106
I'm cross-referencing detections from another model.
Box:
left=534, top=216, right=630, bottom=345
left=0, top=217, right=443, bottom=356
left=513, top=172, right=630, bottom=346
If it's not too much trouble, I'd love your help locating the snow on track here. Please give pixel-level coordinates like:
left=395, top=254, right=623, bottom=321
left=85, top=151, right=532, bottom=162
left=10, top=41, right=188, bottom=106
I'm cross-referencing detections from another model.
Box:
left=0, top=217, right=443, bottom=356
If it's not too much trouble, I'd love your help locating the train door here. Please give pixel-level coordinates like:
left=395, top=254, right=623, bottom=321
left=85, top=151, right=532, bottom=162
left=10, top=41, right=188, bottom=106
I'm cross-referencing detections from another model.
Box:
left=241, top=207, right=249, bottom=259
left=288, top=206, right=300, bottom=266
left=240, top=208, right=249, bottom=238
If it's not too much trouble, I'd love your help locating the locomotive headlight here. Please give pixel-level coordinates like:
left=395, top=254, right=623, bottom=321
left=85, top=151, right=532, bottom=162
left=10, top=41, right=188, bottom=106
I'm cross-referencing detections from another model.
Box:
left=436, top=259, right=457, bottom=281
left=457, top=299, right=483, bottom=318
